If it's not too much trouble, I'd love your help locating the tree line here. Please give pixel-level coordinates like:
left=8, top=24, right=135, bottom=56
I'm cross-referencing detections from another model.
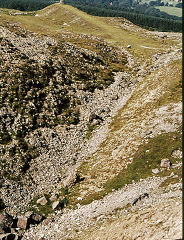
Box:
left=64, top=1, right=182, bottom=32
left=0, top=0, right=58, bottom=11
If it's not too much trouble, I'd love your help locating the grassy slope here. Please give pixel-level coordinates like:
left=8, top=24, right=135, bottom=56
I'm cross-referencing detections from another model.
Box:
left=142, top=0, right=179, bottom=6
left=0, top=3, right=174, bottom=60
left=155, top=6, right=182, bottom=17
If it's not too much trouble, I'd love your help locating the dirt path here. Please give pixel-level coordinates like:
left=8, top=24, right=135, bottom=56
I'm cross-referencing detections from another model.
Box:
left=139, top=45, right=163, bottom=49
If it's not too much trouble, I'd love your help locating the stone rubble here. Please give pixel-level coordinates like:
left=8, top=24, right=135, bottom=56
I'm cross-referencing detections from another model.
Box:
left=0, top=210, right=43, bottom=238
left=0, top=8, right=182, bottom=240
left=23, top=175, right=182, bottom=239
left=0, top=21, right=131, bottom=214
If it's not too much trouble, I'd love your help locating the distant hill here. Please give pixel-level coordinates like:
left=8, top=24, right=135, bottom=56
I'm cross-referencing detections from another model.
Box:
left=65, top=0, right=182, bottom=19
left=65, top=0, right=181, bottom=31
left=0, top=0, right=181, bottom=31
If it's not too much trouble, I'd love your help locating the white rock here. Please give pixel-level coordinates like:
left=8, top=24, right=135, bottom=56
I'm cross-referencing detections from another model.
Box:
left=36, top=196, right=47, bottom=206
left=24, top=211, right=33, bottom=218
left=171, top=150, right=182, bottom=159
left=50, top=195, right=58, bottom=202
left=152, top=168, right=159, bottom=174
left=52, top=201, right=60, bottom=210
left=77, top=203, right=81, bottom=208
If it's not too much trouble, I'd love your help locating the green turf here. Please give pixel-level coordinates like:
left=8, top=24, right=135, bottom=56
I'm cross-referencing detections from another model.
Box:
left=155, top=6, right=182, bottom=17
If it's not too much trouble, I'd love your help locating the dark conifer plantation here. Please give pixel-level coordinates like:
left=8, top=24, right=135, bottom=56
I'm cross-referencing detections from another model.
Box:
left=0, top=0, right=58, bottom=11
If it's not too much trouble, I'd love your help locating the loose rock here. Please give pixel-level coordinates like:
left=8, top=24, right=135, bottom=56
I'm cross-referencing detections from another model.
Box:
left=52, top=201, right=62, bottom=210
left=36, top=196, right=47, bottom=206
left=24, top=211, right=33, bottom=219
left=152, top=168, right=159, bottom=174
left=31, top=213, right=43, bottom=224
left=17, top=216, right=27, bottom=230
left=49, top=195, right=58, bottom=202
left=63, top=171, right=77, bottom=188
left=160, top=158, right=172, bottom=168
left=171, top=150, right=182, bottom=159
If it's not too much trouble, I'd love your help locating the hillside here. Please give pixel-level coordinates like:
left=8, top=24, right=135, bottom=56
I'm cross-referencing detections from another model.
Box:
left=65, top=0, right=182, bottom=32
left=0, top=3, right=182, bottom=240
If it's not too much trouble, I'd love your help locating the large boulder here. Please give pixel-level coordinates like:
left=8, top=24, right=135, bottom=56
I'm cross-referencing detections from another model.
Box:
left=17, top=216, right=27, bottom=230
left=17, top=212, right=43, bottom=230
